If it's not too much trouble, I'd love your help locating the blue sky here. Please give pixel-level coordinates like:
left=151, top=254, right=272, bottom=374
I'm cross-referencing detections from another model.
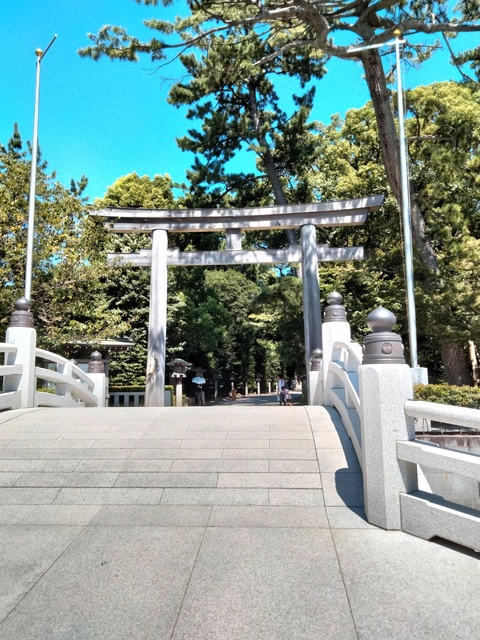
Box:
left=1, top=1, right=476, bottom=202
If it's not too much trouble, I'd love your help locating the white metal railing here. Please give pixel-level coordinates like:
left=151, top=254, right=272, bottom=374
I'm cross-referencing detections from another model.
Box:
left=0, top=343, right=23, bottom=410
left=327, top=340, right=363, bottom=467
left=35, top=348, right=97, bottom=407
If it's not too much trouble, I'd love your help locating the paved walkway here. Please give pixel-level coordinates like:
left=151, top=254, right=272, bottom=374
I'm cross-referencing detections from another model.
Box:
left=0, top=401, right=479, bottom=639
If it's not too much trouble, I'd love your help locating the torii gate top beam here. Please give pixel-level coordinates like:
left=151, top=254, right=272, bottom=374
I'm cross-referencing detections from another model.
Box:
left=93, top=196, right=384, bottom=234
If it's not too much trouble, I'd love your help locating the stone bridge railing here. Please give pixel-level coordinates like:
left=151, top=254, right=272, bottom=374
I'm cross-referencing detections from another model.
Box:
left=316, top=293, right=480, bottom=553
left=0, top=299, right=107, bottom=410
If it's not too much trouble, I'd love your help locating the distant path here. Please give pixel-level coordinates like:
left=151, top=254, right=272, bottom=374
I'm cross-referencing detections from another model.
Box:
left=209, top=392, right=302, bottom=407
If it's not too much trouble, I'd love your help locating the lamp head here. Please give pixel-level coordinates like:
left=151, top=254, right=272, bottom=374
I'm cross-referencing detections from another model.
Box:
left=35, top=48, right=43, bottom=57
left=393, top=28, right=402, bottom=38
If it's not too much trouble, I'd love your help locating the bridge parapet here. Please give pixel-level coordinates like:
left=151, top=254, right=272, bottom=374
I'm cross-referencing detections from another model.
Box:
left=320, top=294, right=480, bottom=552
left=0, top=299, right=107, bottom=409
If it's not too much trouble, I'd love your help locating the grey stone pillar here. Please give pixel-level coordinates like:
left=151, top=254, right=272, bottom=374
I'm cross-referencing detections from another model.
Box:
left=359, top=307, right=417, bottom=529
left=145, top=229, right=168, bottom=407
left=5, top=298, right=36, bottom=408
left=301, top=224, right=322, bottom=404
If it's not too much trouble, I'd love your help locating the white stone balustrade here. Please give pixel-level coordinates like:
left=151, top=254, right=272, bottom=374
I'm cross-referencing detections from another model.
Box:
left=320, top=293, right=480, bottom=551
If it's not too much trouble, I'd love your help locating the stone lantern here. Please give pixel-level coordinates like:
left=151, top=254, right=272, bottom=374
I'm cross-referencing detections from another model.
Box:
left=168, top=358, right=192, bottom=407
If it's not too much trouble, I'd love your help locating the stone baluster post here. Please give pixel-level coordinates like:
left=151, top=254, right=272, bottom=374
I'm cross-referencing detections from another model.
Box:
left=359, top=307, right=418, bottom=529
left=4, top=299, right=36, bottom=408
left=87, top=351, right=108, bottom=407
left=321, top=292, right=351, bottom=406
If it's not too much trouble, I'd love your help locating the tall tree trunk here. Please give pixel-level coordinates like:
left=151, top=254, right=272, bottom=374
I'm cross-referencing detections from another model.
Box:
left=361, top=48, right=466, bottom=373
left=248, top=84, right=298, bottom=249
left=468, top=341, right=479, bottom=385
left=361, top=49, right=439, bottom=274
left=440, top=339, right=473, bottom=386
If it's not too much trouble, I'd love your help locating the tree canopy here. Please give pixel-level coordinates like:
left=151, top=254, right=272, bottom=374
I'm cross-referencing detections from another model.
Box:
left=0, top=126, right=128, bottom=349
left=79, top=1, right=480, bottom=385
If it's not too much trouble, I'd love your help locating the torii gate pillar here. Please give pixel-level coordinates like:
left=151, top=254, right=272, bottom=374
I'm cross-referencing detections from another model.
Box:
left=145, top=229, right=168, bottom=406
left=301, top=224, right=322, bottom=404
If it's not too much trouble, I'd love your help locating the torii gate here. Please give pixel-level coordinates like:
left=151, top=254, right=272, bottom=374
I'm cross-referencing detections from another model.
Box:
left=94, top=196, right=383, bottom=406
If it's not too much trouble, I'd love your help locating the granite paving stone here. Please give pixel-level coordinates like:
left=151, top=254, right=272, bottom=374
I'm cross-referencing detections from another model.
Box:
left=80, top=432, right=145, bottom=440
left=186, top=424, right=231, bottom=432
left=268, top=430, right=313, bottom=439
left=129, top=438, right=183, bottom=449
left=109, top=425, right=188, bottom=435
left=321, top=472, right=364, bottom=507
left=326, top=506, right=376, bottom=529
left=90, top=439, right=142, bottom=449
left=269, top=459, right=320, bottom=473
left=38, top=448, right=132, bottom=459
left=0, top=450, right=43, bottom=459
left=114, top=471, right=218, bottom=488
left=332, top=529, right=480, bottom=639
left=0, top=460, right=79, bottom=472
left=161, top=488, right=269, bottom=505
left=54, top=488, right=165, bottom=505
left=0, top=525, right=84, bottom=622
left=208, top=505, right=329, bottom=528
left=129, top=448, right=224, bottom=460
left=0, top=433, right=59, bottom=441
left=223, top=448, right=317, bottom=460
left=170, top=459, right=269, bottom=473
left=217, top=472, right=321, bottom=489
left=7, top=440, right=97, bottom=449
left=0, top=504, right=101, bottom=525
left=5, top=440, right=69, bottom=450
left=269, top=488, right=325, bottom=506
left=171, top=528, right=357, bottom=640
left=194, top=424, right=260, bottom=432
left=18, top=425, right=110, bottom=434
left=89, top=504, right=212, bottom=526
left=179, top=431, right=227, bottom=440
left=269, top=439, right=316, bottom=450
left=0, top=526, right=205, bottom=640
left=225, top=431, right=271, bottom=439
left=314, top=432, right=353, bottom=449
left=15, top=472, right=119, bottom=488
left=0, top=472, right=23, bottom=487
left=74, top=459, right=174, bottom=473
left=181, top=439, right=270, bottom=449
left=0, top=488, right=60, bottom=504
left=317, top=448, right=362, bottom=473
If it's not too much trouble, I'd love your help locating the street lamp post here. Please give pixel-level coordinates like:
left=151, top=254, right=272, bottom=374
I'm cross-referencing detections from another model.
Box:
left=25, top=35, right=57, bottom=302
left=349, top=32, right=418, bottom=369
left=393, top=32, right=418, bottom=369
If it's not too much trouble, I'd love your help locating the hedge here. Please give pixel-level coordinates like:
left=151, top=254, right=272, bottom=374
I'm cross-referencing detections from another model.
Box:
left=414, top=384, right=480, bottom=410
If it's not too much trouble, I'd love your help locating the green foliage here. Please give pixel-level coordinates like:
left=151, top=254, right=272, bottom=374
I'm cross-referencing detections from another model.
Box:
left=79, top=4, right=480, bottom=385
left=414, top=384, right=480, bottom=409
left=311, top=83, right=480, bottom=380
left=0, top=126, right=128, bottom=349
